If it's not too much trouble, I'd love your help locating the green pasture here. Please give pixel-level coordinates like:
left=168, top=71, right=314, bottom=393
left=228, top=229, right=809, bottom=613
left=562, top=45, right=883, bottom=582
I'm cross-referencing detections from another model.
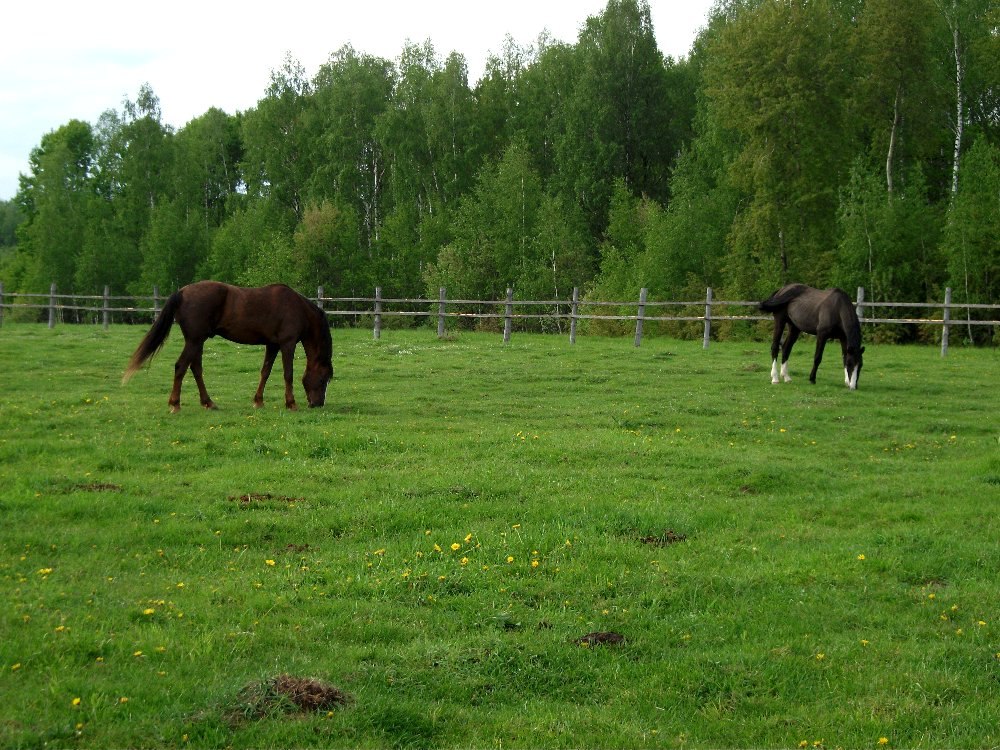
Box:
left=1, top=324, right=998, bottom=749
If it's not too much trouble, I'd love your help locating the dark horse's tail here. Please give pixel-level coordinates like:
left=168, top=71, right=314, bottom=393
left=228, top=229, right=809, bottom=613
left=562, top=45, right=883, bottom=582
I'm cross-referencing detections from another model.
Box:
left=122, top=290, right=182, bottom=383
left=759, top=284, right=807, bottom=313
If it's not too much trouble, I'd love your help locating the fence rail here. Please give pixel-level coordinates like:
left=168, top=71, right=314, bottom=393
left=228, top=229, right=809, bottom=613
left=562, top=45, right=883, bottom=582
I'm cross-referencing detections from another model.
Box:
left=0, top=282, right=996, bottom=356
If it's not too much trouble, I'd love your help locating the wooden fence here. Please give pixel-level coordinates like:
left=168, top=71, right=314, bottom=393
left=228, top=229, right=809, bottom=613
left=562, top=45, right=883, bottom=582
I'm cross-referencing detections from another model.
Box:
left=0, top=282, right=997, bottom=356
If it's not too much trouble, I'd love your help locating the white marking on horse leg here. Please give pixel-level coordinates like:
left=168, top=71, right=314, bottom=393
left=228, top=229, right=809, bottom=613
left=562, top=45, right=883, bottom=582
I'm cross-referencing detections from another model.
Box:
left=771, top=359, right=780, bottom=384
left=848, top=366, right=859, bottom=390
left=781, top=361, right=791, bottom=382
left=845, top=367, right=850, bottom=385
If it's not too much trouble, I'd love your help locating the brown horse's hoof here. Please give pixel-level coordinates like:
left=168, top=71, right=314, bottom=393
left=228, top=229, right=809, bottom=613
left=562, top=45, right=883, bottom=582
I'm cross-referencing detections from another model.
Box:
left=252, top=400, right=264, bottom=409
left=286, top=402, right=299, bottom=411
left=203, top=402, right=218, bottom=410
left=169, top=404, right=181, bottom=414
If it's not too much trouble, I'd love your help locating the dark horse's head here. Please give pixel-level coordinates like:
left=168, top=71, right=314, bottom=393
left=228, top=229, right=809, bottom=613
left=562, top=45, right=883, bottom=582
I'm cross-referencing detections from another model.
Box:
left=303, top=312, right=334, bottom=407
left=844, top=345, right=864, bottom=391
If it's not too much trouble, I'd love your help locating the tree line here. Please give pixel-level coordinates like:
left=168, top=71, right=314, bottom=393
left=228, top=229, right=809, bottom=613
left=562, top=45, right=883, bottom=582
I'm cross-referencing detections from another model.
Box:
left=1, top=0, right=997, bottom=341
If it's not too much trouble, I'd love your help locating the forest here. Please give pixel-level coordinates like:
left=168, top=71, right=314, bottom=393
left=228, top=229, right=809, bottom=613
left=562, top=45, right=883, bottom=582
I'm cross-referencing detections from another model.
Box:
left=0, top=0, right=997, bottom=338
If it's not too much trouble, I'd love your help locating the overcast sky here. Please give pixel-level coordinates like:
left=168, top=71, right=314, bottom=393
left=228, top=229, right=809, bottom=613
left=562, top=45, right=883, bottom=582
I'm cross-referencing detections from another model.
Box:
left=0, top=0, right=714, bottom=201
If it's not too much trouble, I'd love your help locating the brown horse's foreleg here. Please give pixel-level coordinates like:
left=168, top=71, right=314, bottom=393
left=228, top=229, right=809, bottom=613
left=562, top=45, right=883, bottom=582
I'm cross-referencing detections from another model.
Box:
left=280, top=344, right=298, bottom=410
left=253, top=344, right=279, bottom=407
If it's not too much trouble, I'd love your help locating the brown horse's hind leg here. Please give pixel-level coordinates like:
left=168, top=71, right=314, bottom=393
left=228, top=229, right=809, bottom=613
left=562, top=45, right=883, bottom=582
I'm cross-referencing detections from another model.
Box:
left=172, top=339, right=215, bottom=411
left=280, top=344, right=298, bottom=410
left=253, top=344, right=279, bottom=407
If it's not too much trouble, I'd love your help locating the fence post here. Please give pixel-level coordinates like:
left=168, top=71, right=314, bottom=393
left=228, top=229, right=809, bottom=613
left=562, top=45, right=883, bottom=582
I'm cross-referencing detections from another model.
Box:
left=0, top=281, right=4, bottom=328
left=437, top=287, right=446, bottom=338
left=48, top=283, right=58, bottom=328
left=856, top=286, right=865, bottom=322
left=634, top=288, right=647, bottom=347
left=941, top=287, right=951, bottom=357
left=569, top=287, right=579, bottom=345
left=153, top=285, right=160, bottom=319
left=702, top=287, right=713, bottom=349
left=503, top=287, right=514, bottom=344
left=102, top=285, right=110, bottom=330
left=373, top=286, right=382, bottom=340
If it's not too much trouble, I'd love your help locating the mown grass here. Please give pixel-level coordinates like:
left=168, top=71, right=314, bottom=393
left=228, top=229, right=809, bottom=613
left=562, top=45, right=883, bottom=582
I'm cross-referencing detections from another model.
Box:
left=1, top=324, right=998, bottom=749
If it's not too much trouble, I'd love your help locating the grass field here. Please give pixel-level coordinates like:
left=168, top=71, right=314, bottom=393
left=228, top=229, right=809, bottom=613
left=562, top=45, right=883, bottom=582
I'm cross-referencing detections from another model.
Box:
left=1, top=324, right=998, bottom=749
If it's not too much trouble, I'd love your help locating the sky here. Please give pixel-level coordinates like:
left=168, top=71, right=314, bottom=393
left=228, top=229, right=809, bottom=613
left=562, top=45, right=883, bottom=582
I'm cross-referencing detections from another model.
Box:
left=0, top=0, right=714, bottom=202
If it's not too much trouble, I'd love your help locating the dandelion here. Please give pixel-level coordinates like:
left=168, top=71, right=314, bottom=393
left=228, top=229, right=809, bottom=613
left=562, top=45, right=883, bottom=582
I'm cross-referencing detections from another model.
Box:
left=857, top=554, right=866, bottom=560
left=134, top=650, right=143, bottom=657
left=878, top=739, right=889, bottom=746
left=72, top=697, right=81, bottom=707
left=531, top=560, right=540, bottom=568
left=506, top=556, right=514, bottom=564
left=861, top=639, right=870, bottom=646
left=119, top=697, right=129, bottom=704
left=143, top=608, right=155, bottom=616
left=451, top=543, right=461, bottom=551
left=433, top=543, right=442, bottom=553
left=815, top=653, right=826, bottom=661
left=460, top=557, right=469, bottom=566
left=265, top=559, right=275, bottom=566
left=928, top=593, right=936, bottom=599
left=176, top=582, right=185, bottom=588
left=464, top=534, right=473, bottom=543
left=11, top=663, right=21, bottom=672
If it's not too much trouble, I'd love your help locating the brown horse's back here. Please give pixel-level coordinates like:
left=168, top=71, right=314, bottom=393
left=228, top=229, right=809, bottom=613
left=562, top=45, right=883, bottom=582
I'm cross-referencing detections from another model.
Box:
left=179, top=281, right=313, bottom=346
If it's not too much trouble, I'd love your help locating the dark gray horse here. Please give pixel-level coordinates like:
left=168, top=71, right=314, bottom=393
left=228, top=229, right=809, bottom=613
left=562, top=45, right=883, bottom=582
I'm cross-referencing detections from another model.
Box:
left=760, top=284, right=864, bottom=390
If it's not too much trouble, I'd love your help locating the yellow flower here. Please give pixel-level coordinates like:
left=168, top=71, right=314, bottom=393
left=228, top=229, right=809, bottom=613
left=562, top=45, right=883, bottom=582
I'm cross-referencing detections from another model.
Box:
left=37, top=568, right=53, bottom=575
left=878, top=739, right=889, bottom=746
left=119, top=697, right=129, bottom=704
left=134, top=650, right=143, bottom=657
left=506, top=556, right=514, bottom=563
left=815, top=653, right=825, bottom=660
left=464, top=534, right=473, bottom=543
left=460, top=557, right=469, bottom=566
left=143, top=608, right=155, bottom=616
left=531, top=560, right=540, bottom=568
left=72, top=697, right=81, bottom=707
left=451, top=543, right=461, bottom=551
left=11, top=663, right=21, bottom=672
left=433, top=543, right=442, bottom=553
left=265, top=559, right=275, bottom=566
left=857, top=554, right=865, bottom=560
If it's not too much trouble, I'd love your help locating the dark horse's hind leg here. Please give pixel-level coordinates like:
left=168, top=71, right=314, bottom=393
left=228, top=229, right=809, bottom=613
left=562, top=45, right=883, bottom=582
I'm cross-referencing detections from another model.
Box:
left=169, top=339, right=216, bottom=412
left=253, top=344, right=279, bottom=408
left=770, top=315, right=798, bottom=384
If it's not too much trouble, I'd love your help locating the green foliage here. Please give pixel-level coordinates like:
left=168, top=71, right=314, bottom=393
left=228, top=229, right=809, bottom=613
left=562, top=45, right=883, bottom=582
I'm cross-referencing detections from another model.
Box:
left=5, top=0, right=998, bottom=326
left=943, top=139, right=1000, bottom=317
left=1, top=327, right=999, bottom=748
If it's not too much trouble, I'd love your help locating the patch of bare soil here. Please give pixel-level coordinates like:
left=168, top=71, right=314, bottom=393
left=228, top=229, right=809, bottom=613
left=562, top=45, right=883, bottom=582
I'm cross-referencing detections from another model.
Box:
left=638, top=529, right=687, bottom=546
left=575, top=631, right=626, bottom=647
left=228, top=492, right=304, bottom=506
left=228, top=675, right=351, bottom=724
left=72, top=482, right=122, bottom=492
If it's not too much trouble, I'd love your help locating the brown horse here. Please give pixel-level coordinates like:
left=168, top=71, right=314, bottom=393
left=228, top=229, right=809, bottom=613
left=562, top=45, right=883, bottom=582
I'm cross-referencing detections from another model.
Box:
left=760, top=283, right=864, bottom=390
left=123, top=281, right=333, bottom=412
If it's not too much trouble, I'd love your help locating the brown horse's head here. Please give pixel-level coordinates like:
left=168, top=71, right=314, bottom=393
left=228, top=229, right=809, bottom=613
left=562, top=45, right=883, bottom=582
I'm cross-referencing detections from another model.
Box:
left=303, top=358, right=333, bottom=407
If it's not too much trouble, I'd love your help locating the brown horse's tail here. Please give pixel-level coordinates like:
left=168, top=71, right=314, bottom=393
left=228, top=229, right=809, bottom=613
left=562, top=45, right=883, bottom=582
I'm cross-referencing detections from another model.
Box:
left=122, top=290, right=182, bottom=383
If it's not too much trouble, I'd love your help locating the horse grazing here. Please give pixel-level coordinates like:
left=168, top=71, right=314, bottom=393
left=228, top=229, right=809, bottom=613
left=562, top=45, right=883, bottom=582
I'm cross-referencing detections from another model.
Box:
left=123, top=281, right=333, bottom=412
left=759, top=283, right=864, bottom=390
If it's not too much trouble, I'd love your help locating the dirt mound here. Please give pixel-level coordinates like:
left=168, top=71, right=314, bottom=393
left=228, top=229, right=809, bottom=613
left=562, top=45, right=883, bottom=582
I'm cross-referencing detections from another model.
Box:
left=229, top=674, right=351, bottom=723
left=638, top=529, right=687, bottom=546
